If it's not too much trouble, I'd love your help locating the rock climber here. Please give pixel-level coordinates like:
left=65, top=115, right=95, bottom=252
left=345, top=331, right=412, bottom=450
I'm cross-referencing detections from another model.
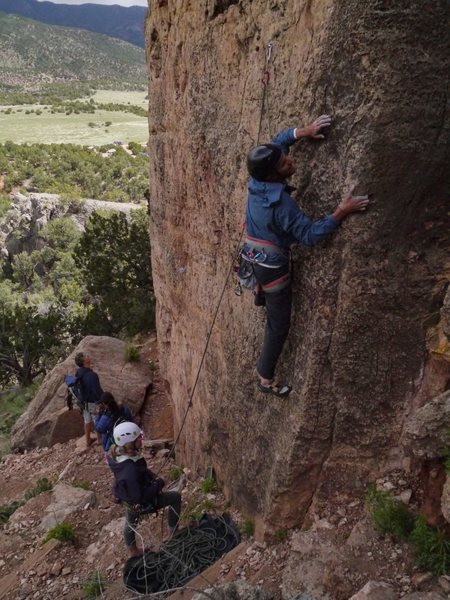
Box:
left=243, top=115, right=369, bottom=397
left=74, top=352, right=103, bottom=447
left=107, top=421, right=182, bottom=557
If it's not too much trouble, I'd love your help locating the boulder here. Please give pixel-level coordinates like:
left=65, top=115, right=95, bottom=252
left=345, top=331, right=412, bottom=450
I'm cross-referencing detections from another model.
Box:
left=348, top=581, right=397, bottom=600
left=281, top=528, right=339, bottom=600
left=11, top=335, right=152, bottom=450
left=400, top=594, right=446, bottom=600
left=40, top=483, right=95, bottom=531
left=85, top=518, right=124, bottom=564
left=402, top=390, right=450, bottom=459
left=192, top=581, right=273, bottom=600
left=281, top=519, right=403, bottom=600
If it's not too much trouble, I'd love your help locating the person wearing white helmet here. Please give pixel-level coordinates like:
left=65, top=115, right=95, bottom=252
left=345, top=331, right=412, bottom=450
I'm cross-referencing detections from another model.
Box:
left=107, top=421, right=181, bottom=557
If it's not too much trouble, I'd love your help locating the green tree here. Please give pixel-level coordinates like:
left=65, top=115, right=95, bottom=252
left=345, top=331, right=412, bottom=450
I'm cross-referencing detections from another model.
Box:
left=11, top=252, right=39, bottom=290
left=73, top=210, right=154, bottom=336
left=0, top=303, right=65, bottom=386
left=40, top=217, right=81, bottom=251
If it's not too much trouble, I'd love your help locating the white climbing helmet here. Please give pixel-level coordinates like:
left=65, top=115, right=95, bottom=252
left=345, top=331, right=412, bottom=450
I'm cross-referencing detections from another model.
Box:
left=113, top=422, right=143, bottom=447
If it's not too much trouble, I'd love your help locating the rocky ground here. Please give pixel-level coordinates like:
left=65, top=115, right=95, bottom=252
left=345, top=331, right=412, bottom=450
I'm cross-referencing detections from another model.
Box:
left=1, top=352, right=450, bottom=599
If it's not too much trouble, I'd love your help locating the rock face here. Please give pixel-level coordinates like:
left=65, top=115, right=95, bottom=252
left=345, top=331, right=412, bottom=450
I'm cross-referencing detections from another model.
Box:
left=146, top=1, right=450, bottom=530
left=40, top=483, right=95, bottom=531
left=192, top=581, right=273, bottom=600
left=11, top=336, right=151, bottom=450
left=348, top=581, right=396, bottom=600
left=402, top=390, right=450, bottom=459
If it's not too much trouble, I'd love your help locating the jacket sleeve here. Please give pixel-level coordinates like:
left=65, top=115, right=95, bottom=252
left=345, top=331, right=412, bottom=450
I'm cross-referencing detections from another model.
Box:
left=95, top=413, right=112, bottom=434
left=276, top=194, right=339, bottom=246
left=271, top=128, right=297, bottom=154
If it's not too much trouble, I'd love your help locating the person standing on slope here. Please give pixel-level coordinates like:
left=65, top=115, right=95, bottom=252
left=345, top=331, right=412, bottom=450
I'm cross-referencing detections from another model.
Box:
left=74, top=352, right=103, bottom=447
left=243, top=115, right=369, bottom=398
left=95, top=391, right=133, bottom=452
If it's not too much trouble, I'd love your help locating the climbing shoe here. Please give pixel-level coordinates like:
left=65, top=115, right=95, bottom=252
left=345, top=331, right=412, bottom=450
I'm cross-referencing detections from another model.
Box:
left=258, top=381, right=292, bottom=398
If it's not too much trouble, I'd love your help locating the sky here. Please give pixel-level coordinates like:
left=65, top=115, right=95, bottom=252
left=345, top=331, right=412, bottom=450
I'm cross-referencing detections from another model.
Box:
left=37, top=0, right=148, bottom=6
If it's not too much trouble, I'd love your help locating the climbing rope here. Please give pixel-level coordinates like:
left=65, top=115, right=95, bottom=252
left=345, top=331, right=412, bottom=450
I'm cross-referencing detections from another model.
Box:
left=123, top=513, right=241, bottom=596
left=155, top=42, right=274, bottom=477
left=257, top=41, right=273, bottom=144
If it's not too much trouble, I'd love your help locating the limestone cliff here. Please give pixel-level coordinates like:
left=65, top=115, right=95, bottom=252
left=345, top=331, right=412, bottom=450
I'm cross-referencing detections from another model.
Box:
left=146, top=1, right=450, bottom=532
left=0, top=192, right=143, bottom=261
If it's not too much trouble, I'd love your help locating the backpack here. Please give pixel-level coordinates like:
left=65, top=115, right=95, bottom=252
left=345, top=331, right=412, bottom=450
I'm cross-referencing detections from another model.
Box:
left=64, top=374, right=86, bottom=413
left=104, top=406, right=133, bottom=450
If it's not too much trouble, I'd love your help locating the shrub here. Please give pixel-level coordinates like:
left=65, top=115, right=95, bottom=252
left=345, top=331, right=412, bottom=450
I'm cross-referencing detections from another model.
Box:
left=0, top=195, right=11, bottom=218
left=202, top=499, right=216, bottom=511
left=365, top=484, right=415, bottom=540
left=199, top=477, right=216, bottom=494
left=44, top=522, right=75, bottom=543
left=274, top=529, right=288, bottom=542
left=0, top=383, right=39, bottom=437
left=124, top=343, right=140, bottom=363
left=82, top=571, right=106, bottom=599
left=168, top=465, right=184, bottom=481
left=74, top=480, right=90, bottom=490
left=24, top=478, right=53, bottom=500
left=241, top=518, right=255, bottom=538
left=411, top=515, right=450, bottom=576
left=182, top=499, right=204, bottom=523
left=0, top=500, right=24, bottom=525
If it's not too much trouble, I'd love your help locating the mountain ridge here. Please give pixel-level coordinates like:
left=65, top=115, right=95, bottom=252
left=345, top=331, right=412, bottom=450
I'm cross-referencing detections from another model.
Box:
left=0, top=0, right=146, bottom=48
left=0, top=12, right=146, bottom=92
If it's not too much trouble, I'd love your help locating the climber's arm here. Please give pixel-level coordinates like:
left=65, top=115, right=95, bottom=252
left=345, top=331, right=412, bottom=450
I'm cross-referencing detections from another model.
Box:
left=272, top=115, right=332, bottom=153
left=332, top=193, right=370, bottom=221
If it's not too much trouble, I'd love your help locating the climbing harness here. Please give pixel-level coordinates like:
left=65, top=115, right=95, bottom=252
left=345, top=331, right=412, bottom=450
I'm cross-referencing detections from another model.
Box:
left=122, top=513, right=240, bottom=595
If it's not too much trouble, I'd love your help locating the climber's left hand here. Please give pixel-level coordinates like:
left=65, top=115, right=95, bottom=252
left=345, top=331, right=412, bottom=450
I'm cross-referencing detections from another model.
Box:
left=302, top=114, right=332, bottom=139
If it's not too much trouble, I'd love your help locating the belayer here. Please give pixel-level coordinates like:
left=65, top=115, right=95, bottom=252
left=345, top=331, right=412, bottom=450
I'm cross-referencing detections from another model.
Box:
left=107, top=422, right=181, bottom=557
left=243, top=115, right=369, bottom=397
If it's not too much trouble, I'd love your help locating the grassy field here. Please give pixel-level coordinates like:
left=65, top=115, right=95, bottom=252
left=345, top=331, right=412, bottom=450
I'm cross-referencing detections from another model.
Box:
left=0, top=90, right=148, bottom=145
left=91, top=90, right=148, bottom=106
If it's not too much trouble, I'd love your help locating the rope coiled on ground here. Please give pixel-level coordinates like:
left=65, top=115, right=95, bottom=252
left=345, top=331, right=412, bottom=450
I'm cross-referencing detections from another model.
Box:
left=123, top=513, right=241, bottom=596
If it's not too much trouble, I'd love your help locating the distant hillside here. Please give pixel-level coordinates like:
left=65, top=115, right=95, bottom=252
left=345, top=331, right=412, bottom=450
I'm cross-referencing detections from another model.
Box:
left=0, top=0, right=145, bottom=48
left=0, top=13, right=146, bottom=92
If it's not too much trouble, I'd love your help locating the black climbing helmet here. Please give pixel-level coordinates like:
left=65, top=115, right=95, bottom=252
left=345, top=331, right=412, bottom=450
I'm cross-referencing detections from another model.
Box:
left=246, top=143, right=283, bottom=181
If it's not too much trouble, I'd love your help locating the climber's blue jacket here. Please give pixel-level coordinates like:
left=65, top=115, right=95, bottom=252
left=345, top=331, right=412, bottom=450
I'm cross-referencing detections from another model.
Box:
left=244, top=128, right=339, bottom=265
